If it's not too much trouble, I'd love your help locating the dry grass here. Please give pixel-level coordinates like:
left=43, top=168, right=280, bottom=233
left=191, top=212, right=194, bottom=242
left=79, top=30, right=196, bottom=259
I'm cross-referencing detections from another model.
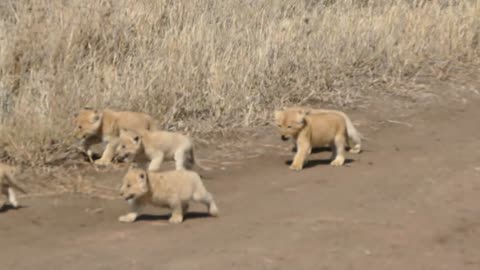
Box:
left=0, top=0, right=479, bottom=165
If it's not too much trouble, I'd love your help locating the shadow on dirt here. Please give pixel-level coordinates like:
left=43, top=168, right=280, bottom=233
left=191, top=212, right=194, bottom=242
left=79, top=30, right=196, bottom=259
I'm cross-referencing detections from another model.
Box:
left=285, top=158, right=354, bottom=168
left=291, top=146, right=332, bottom=153
left=0, top=204, right=27, bottom=213
left=135, top=212, right=213, bottom=222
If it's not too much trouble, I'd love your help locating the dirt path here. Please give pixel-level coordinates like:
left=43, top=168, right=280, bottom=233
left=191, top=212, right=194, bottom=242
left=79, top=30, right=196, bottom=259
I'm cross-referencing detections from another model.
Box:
left=2, top=96, right=480, bottom=270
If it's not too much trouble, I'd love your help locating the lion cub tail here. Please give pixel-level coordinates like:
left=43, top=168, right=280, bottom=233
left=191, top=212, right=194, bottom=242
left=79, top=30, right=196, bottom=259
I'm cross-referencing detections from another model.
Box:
left=307, top=108, right=362, bottom=153
left=185, top=147, right=212, bottom=172
left=340, top=113, right=362, bottom=154
left=313, top=109, right=362, bottom=153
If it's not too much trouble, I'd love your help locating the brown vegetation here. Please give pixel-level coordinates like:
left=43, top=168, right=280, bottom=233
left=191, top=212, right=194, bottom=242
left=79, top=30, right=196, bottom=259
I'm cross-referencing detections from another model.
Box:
left=0, top=0, right=479, bottom=165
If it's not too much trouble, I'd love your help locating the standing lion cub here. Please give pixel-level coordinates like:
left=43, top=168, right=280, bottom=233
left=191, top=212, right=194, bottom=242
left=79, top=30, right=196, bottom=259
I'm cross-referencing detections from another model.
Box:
left=116, top=129, right=209, bottom=172
left=73, top=108, right=155, bottom=165
left=0, top=163, right=26, bottom=210
left=283, top=106, right=362, bottom=154
left=274, top=108, right=349, bottom=170
left=119, top=166, right=219, bottom=224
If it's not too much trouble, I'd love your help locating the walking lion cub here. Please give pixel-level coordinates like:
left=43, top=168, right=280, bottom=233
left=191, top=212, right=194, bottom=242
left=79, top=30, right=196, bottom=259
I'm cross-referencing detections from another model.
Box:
left=283, top=106, right=362, bottom=154
left=73, top=108, right=154, bottom=165
left=274, top=108, right=351, bottom=170
left=118, top=166, right=219, bottom=224
left=116, top=129, right=208, bottom=172
left=0, top=163, right=27, bottom=210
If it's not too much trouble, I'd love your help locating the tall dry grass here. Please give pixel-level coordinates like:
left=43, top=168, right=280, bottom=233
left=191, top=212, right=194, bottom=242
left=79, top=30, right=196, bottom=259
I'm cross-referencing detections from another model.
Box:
left=0, top=0, right=479, bottom=164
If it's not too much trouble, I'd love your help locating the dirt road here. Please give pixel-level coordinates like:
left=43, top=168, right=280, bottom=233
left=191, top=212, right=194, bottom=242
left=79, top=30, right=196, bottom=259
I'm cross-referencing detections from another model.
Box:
left=2, top=97, right=480, bottom=270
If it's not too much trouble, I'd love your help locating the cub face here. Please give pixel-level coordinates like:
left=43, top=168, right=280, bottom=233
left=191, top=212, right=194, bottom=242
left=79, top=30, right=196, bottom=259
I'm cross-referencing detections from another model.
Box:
left=116, top=130, right=143, bottom=162
left=274, top=109, right=308, bottom=140
left=119, top=167, right=149, bottom=201
left=73, top=108, right=102, bottom=141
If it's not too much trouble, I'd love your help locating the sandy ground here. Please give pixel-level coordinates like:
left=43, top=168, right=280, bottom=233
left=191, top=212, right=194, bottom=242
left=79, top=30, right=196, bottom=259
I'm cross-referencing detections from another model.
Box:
left=1, top=94, right=480, bottom=270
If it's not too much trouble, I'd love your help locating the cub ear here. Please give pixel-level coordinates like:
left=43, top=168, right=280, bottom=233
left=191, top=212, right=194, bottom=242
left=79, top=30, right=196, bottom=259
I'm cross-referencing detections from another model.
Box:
left=92, top=115, right=100, bottom=122
left=91, top=110, right=101, bottom=123
left=132, top=135, right=141, bottom=144
left=138, top=172, right=147, bottom=183
left=296, top=110, right=308, bottom=125
left=297, top=108, right=311, bottom=116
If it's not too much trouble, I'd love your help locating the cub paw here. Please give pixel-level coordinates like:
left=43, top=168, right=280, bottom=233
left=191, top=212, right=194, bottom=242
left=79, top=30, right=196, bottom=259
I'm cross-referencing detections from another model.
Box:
left=330, top=158, right=345, bottom=167
left=168, top=215, right=184, bottom=224
left=289, top=164, right=303, bottom=171
left=349, top=146, right=361, bottom=154
left=94, top=159, right=111, bottom=166
left=209, top=204, right=219, bottom=217
left=10, top=200, right=19, bottom=209
left=118, top=213, right=137, bottom=223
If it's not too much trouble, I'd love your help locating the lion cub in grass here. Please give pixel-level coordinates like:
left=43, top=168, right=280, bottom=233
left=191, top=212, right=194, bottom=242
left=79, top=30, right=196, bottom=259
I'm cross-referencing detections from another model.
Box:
left=0, top=163, right=26, bottom=210
left=274, top=108, right=348, bottom=170
left=73, top=108, right=155, bottom=165
left=118, top=166, right=219, bottom=224
left=116, top=128, right=208, bottom=172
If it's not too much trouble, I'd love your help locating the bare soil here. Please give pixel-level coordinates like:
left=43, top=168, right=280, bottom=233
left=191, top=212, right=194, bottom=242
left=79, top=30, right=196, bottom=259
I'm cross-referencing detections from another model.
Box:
left=2, top=93, right=480, bottom=270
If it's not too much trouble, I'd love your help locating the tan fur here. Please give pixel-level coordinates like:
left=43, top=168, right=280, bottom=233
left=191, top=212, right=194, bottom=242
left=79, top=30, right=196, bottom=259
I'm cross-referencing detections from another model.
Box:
left=118, top=166, right=218, bottom=224
left=284, top=106, right=362, bottom=153
left=116, top=129, right=209, bottom=172
left=0, top=163, right=26, bottom=209
left=73, top=108, right=155, bottom=165
left=274, top=109, right=348, bottom=170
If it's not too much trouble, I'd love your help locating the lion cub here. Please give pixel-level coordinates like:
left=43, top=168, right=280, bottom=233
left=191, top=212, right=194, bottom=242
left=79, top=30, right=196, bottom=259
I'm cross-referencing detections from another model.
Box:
left=0, top=163, right=26, bottom=209
left=119, top=166, right=219, bottom=224
left=73, top=108, right=155, bottom=165
left=116, top=129, right=207, bottom=172
left=274, top=108, right=348, bottom=170
left=284, top=106, right=362, bottom=154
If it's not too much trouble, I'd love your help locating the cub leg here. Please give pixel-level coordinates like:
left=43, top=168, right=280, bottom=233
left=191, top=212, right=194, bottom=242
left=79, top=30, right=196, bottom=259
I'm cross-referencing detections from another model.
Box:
left=95, top=140, right=118, bottom=165
left=291, top=141, right=311, bottom=154
left=330, top=135, right=346, bottom=167
left=148, top=152, right=165, bottom=172
left=193, top=190, right=219, bottom=217
left=289, top=140, right=311, bottom=171
left=7, top=188, right=18, bottom=208
left=168, top=200, right=184, bottom=224
left=174, top=148, right=188, bottom=170
left=119, top=199, right=143, bottom=223
left=349, top=145, right=361, bottom=154
left=349, top=141, right=362, bottom=154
